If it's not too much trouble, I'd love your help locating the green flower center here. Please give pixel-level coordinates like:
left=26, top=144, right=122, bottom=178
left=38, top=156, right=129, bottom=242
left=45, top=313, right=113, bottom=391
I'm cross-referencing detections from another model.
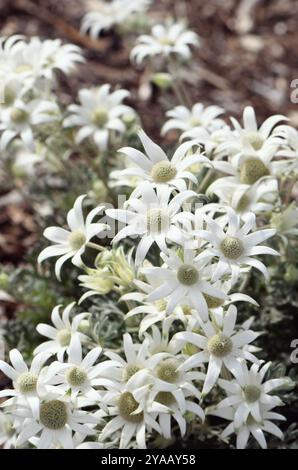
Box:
left=56, top=329, right=71, bottom=347
left=207, top=334, right=233, bottom=357
left=122, top=364, right=141, bottom=382
left=10, top=108, right=28, bottom=124
left=66, top=366, right=87, bottom=387
left=243, top=385, right=261, bottom=403
left=40, top=400, right=68, bottom=430
left=17, top=372, right=38, bottom=393
left=246, top=132, right=264, bottom=151
left=3, top=87, right=16, bottom=106
left=160, top=37, right=174, bottom=46
left=240, top=158, right=269, bottom=185
left=151, top=161, right=177, bottom=183
left=155, top=391, right=175, bottom=406
left=156, top=358, right=179, bottom=383
left=236, top=193, right=251, bottom=212
left=155, top=299, right=167, bottom=311
left=177, top=264, right=199, bottom=286
left=68, top=230, right=86, bottom=251
left=220, top=236, right=244, bottom=260
left=118, top=392, right=143, bottom=423
left=146, top=208, right=169, bottom=233
left=91, top=107, right=108, bottom=127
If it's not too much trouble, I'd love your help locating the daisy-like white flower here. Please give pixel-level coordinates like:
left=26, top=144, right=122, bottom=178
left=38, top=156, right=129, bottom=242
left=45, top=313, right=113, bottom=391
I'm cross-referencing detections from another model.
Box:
left=0, top=36, right=83, bottom=86
left=81, top=0, right=151, bottom=38
left=0, top=349, right=51, bottom=417
left=106, top=183, right=196, bottom=266
left=196, top=208, right=278, bottom=282
left=34, top=303, right=90, bottom=361
left=38, top=195, right=108, bottom=280
left=181, top=122, right=230, bottom=159
left=174, top=305, right=259, bottom=395
left=114, top=129, right=210, bottom=193
left=208, top=405, right=286, bottom=449
left=207, top=178, right=279, bottom=217
left=161, top=103, right=225, bottom=137
left=216, top=106, right=287, bottom=160
left=216, top=361, right=290, bottom=426
left=63, top=85, right=134, bottom=150
left=42, top=336, right=103, bottom=401
left=131, top=23, right=199, bottom=64
left=99, top=379, right=163, bottom=449
left=14, top=396, right=99, bottom=449
left=0, top=98, right=59, bottom=150
left=0, top=78, right=24, bottom=113
left=141, top=249, right=227, bottom=321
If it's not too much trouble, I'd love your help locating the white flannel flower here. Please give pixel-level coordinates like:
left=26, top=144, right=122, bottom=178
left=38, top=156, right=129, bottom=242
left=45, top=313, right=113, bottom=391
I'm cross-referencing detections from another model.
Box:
left=174, top=305, right=260, bottom=395
left=161, top=103, right=225, bottom=137
left=42, top=337, right=103, bottom=401
left=216, top=106, right=287, bottom=159
left=81, top=0, right=151, bottom=38
left=208, top=178, right=279, bottom=217
left=141, top=249, right=227, bottom=321
left=100, top=379, right=164, bottom=449
left=63, top=85, right=134, bottom=150
left=181, top=122, right=230, bottom=159
left=113, top=129, right=210, bottom=193
left=0, top=36, right=83, bottom=87
left=208, top=405, right=286, bottom=449
left=196, top=209, right=278, bottom=282
left=216, top=361, right=290, bottom=426
left=38, top=195, right=108, bottom=280
left=34, top=303, right=90, bottom=361
left=131, top=23, right=199, bottom=64
left=0, top=98, right=59, bottom=150
left=106, top=183, right=196, bottom=266
left=0, top=350, right=50, bottom=417
left=14, top=396, right=99, bottom=449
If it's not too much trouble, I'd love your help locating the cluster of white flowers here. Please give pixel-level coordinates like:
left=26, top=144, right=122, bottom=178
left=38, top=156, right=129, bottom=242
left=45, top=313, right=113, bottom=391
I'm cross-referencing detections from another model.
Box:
left=2, top=100, right=296, bottom=448
left=0, top=7, right=297, bottom=450
left=0, top=35, right=83, bottom=172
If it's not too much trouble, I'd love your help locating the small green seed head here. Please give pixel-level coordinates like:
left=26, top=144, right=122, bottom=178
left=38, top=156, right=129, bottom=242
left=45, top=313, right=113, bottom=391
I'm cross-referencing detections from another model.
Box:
left=40, top=400, right=68, bottom=430
left=156, top=358, right=179, bottom=383
left=66, top=366, right=87, bottom=387
left=56, top=329, right=71, bottom=347
left=118, top=392, right=143, bottom=423
left=146, top=208, right=168, bottom=233
left=243, top=385, right=261, bottom=403
left=207, top=334, right=233, bottom=357
left=17, top=372, right=37, bottom=393
left=122, top=364, right=141, bottom=382
left=68, top=230, right=86, bottom=251
left=177, top=264, right=199, bottom=286
left=220, top=236, right=244, bottom=260
left=91, top=107, right=108, bottom=127
left=3, top=87, right=16, bottom=106
left=10, top=108, right=28, bottom=124
left=204, top=293, right=225, bottom=309
left=240, top=158, right=269, bottom=185
left=151, top=161, right=177, bottom=183
left=155, top=391, right=175, bottom=406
